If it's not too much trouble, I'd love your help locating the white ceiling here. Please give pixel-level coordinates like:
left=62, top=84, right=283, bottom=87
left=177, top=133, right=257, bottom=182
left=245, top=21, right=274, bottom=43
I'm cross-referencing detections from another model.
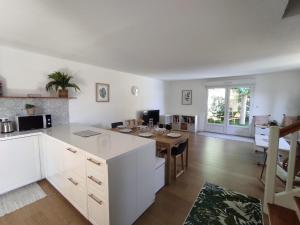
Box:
left=0, top=0, right=300, bottom=80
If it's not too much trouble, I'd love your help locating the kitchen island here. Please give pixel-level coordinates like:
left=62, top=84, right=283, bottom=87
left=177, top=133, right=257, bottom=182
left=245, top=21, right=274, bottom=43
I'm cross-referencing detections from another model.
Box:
left=0, top=124, right=156, bottom=225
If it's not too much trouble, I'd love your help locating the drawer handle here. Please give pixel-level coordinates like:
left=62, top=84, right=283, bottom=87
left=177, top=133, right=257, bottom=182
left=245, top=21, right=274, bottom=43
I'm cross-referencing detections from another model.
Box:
left=66, top=148, right=77, bottom=154
left=87, top=158, right=101, bottom=166
left=88, top=176, right=102, bottom=186
left=68, top=177, right=78, bottom=186
left=88, top=193, right=103, bottom=205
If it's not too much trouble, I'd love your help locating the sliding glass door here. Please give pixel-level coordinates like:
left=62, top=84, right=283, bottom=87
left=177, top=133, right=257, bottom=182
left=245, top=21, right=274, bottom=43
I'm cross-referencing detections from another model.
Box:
left=206, top=88, right=226, bottom=133
left=206, top=86, right=253, bottom=136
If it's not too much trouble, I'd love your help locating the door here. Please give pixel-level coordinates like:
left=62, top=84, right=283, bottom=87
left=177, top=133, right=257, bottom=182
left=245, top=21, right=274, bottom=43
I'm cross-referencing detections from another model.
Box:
left=226, top=87, right=252, bottom=136
left=44, top=136, right=65, bottom=193
left=0, top=136, right=41, bottom=194
left=206, top=86, right=252, bottom=136
left=206, top=88, right=226, bottom=133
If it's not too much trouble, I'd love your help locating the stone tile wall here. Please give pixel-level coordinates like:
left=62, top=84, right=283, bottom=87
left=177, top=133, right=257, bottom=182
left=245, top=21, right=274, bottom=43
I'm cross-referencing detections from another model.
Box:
left=0, top=98, right=69, bottom=126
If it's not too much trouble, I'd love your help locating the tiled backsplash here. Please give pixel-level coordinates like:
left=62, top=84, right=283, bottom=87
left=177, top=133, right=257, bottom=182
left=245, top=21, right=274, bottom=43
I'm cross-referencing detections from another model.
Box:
left=0, top=98, right=69, bottom=125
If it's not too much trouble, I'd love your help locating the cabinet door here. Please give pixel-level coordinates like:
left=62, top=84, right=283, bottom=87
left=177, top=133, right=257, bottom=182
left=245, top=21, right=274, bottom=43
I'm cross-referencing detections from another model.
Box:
left=0, top=136, right=41, bottom=194
left=44, top=136, right=65, bottom=193
left=44, top=136, right=88, bottom=218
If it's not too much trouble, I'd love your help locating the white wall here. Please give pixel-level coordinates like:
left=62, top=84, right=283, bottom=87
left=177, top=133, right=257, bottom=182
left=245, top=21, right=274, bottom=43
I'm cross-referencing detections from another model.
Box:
left=253, top=72, right=300, bottom=122
left=0, top=46, right=165, bottom=128
left=1, top=45, right=299, bottom=131
left=166, top=71, right=300, bottom=131
left=165, top=79, right=207, bottom=130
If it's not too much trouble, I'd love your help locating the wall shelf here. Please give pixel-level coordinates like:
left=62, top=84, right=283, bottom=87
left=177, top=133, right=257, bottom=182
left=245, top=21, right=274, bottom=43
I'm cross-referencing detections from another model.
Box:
left=172, top=114, right=198, bottom=132
left=160, top=114, right=198, bottom=132
left=0, top=96, right=76, bottom=99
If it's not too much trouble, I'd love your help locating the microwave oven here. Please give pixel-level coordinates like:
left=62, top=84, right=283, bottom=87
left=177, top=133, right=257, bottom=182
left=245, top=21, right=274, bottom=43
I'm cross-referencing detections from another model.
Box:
left=15, top=114, right=52, bottom=131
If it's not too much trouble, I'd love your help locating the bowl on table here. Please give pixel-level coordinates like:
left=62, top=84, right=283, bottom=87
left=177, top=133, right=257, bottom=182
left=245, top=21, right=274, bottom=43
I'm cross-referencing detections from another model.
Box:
left=154, top=127, right=166, bottom=135
left=119, top=128, right=132, bottom=133
left=138, top=132, right=153, bottom=138
left=166, top=132, right=182, bottom=138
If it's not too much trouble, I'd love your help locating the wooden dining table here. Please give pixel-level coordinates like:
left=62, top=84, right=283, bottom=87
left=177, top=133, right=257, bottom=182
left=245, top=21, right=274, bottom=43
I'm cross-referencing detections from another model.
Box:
left=111, top=127, right=189, bottom=184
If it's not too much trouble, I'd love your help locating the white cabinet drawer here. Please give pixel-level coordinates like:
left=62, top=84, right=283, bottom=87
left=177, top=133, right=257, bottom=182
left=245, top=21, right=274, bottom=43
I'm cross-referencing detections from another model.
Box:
left=86, top=154, right=106, bottom=179
left=64, top=175, right=87, bottom=217
left=87, top=186, right=106, bottom=225
left=87, top=172, right=106, bottom=194
left=255, top=127, right=269, bottom=136
left=64, top=146, right=86, bottom=179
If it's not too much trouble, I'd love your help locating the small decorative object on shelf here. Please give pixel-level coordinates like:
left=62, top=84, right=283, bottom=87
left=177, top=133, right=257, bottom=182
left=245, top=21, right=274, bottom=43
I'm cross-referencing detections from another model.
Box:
left=25, top=104, right=36, bottom=116
left=46, top=71, right=80, bottom=98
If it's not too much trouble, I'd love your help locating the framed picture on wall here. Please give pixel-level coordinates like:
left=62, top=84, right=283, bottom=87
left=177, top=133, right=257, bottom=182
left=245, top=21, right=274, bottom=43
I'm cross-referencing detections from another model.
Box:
left=182, top=90, right=192, bottom=105
left=96, top=83, right=110, bottom=102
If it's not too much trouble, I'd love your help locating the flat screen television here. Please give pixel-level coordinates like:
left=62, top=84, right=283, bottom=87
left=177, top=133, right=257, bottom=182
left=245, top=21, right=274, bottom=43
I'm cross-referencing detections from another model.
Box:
left=142, top=110, right=160, bottom=125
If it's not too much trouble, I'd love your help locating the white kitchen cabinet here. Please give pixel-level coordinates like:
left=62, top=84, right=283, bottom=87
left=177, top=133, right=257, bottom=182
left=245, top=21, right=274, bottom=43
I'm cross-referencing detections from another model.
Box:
left=63, top=145, right=87, bottom=216
left=155, top=157, right=165, bottom=193
left=64, top=175, right=87, bottom=216
left=0, top=125, right=155, bottom=225
left=44, top=135, right=88, bottom=217
left=0, top=135, right=41, bottom=194
left=107, top=142, right=156, bottom=225
left=87, top=183, right=107, bottom=225
left=86, top=153, right=107, bottom=196
left=43, top=136, right=66, bottom=194
left=0, top=124, right=156, bottom=225
left=43, top=133, right=155, bottom=225
left=85, top=153, right=109, bottom=225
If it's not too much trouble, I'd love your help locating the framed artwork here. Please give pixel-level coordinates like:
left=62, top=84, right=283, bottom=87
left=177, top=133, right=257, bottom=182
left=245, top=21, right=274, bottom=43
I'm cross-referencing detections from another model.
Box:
left=182, top=90, right=192, bottom=105
left=96, top=83, right=110, bottom=102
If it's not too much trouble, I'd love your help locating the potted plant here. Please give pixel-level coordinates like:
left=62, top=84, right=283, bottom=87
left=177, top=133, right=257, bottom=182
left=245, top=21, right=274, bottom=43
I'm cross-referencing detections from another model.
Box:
left=45, top=71, right=80, bottom=98
left=25, top=104, right=36, bottom=116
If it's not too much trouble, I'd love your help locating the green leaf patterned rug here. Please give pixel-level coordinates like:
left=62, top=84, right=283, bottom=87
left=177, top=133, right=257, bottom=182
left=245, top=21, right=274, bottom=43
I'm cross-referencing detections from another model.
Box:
left=184, top=183, right=263, bottom=225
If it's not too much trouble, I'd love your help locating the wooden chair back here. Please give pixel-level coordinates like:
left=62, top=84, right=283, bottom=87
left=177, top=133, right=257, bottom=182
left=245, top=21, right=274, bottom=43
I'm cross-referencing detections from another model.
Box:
left=282, top=114, right=300, bottom=127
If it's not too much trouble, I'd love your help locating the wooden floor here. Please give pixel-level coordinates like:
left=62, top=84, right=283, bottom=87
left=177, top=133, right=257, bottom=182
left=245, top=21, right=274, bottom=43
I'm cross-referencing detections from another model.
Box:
left=0, top=134, right=269, bottom=225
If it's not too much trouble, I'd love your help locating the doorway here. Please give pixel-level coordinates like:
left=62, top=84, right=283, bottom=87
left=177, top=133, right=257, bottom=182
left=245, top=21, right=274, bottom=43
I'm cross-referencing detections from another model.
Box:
left=205, top=86, right=253, bottom=136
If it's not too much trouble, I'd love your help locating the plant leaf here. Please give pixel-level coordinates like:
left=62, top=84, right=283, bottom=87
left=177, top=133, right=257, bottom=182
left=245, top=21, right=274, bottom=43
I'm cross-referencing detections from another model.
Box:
left=45, top=71, right=79, bottom=92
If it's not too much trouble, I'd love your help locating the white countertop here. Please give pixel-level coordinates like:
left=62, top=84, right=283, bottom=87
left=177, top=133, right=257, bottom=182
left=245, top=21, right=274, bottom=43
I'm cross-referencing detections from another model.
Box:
left=0, top=124, right=155, bottom=161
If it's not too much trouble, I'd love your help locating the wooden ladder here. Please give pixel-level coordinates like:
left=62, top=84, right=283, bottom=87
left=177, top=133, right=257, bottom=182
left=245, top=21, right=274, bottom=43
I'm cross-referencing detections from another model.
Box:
left=268, top=197, right=300, bottom=225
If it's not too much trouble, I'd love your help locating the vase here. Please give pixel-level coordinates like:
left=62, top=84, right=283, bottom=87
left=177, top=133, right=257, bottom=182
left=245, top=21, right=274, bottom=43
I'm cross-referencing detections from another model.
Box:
left=58, top=89, right=68, bottom=98
left=26, top=107, right=36, bottom=116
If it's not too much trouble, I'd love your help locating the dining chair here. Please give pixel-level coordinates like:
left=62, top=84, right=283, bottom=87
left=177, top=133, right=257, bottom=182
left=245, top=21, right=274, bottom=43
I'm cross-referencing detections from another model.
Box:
left=166, top=124, right=172, bottom=131
left=111, top=122, right=123, bottom=128
left=171, top=140, right=188, bottom=179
